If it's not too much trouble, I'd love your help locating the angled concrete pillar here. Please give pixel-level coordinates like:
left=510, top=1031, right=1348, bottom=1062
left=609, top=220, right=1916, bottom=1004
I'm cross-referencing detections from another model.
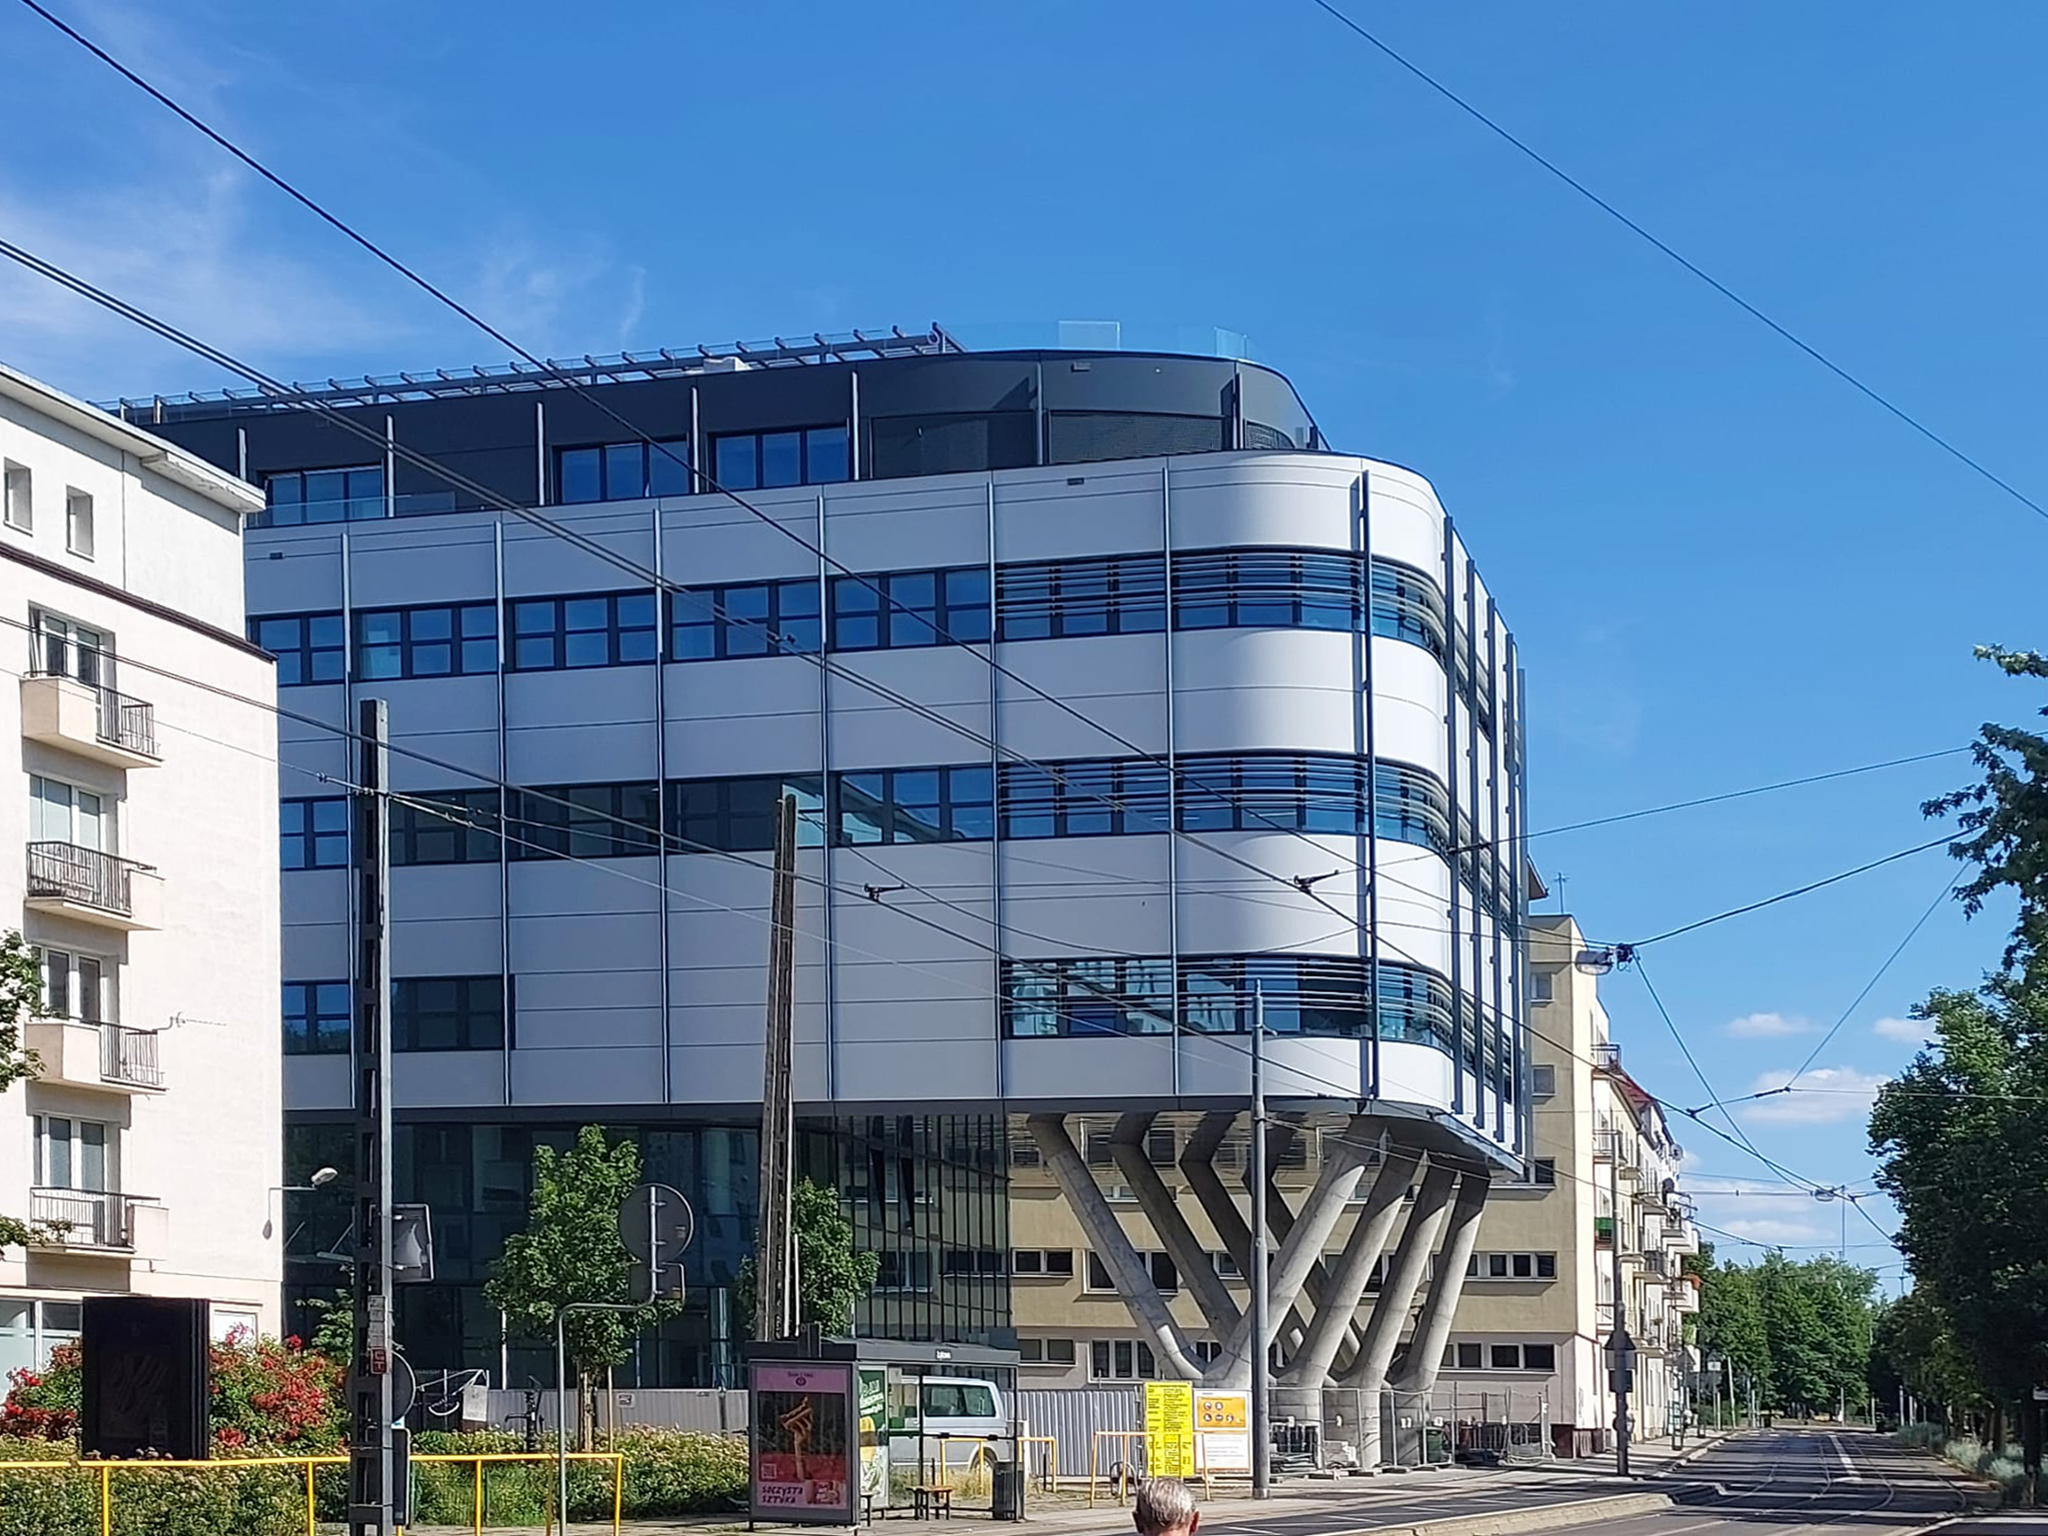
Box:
left=1028, top=1114, right=1206, bottom=1380
left=1111, top=1113, right=1239, bottom=1336
left=1396, top=1168, right=1492, bottom=1393
left=1340, top=1160, right=1457, bottom=1390
left=1283, top=1143, right=1423, bottom=1388
left=1251, top=1122, right=1365, bottom=1369
left=1210, top=1115, right=1375, bottom=1385
left=1183, top=1113, right=1310, bottom=1376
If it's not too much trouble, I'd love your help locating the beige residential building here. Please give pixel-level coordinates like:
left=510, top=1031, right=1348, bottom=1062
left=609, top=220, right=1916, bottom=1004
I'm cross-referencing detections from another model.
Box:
left=0, top=362, right=281, bottom=1375
left=1005, top=913, right=1701, bottom=1462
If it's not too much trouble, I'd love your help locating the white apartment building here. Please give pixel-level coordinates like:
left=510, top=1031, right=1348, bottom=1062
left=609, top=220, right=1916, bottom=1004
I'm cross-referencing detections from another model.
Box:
left=0, top=362, right=281, bottom=1374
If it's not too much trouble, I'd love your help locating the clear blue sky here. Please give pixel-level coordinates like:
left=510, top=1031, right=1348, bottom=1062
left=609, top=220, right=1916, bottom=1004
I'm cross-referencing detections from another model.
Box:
left=6, top=0, right=2042, bottom=1284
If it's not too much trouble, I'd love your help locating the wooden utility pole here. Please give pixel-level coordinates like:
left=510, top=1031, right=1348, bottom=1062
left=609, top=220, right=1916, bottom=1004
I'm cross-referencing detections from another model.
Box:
left=754, top=793, right=800, bottom=1342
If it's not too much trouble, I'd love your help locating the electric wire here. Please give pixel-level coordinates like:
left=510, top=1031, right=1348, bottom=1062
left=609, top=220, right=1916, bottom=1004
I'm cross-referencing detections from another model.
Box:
left=1305, top=0, right=2048, bottom=529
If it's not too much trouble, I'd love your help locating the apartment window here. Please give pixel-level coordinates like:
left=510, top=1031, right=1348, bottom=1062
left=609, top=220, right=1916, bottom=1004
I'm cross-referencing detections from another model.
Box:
left=1490, top=1344, right=1522, bottom=1370
left=64, top=490, right=93, bottom=559
left=283, top=981, right=351, bottom=1056
left=941, top=1249, right=1005, bottom=1278
left=1010, top=1249, right=1074, bottom=1278
left=1047, top=411, right=1224, bottom=466
left=1003, top=957, right=1174, bottom=1038
left=1084, top=1252, right=1176, bottom=1293
left=392, top=976, right=506, bottom=1051
left=1212, top=1251, right=1243, bottom=1281
left=710, top=425, right=850, bottom=490
left=510, top=782, right=661, bottom=860
left=1530, top=970, right=1555, bottom=1004
left=1455, top=1342, right=1482, bottom=1369
left=3, top=462, right=29, bottom=531
left=31, top=774, right=106, bottom=850
left=1531, top=1063, right=1556, bottom=1097
left=34, top=1115, right=111, bottom=1191
left=829, top=567, right=991, bottom=651
left=1089, top=1339, right=1158, bottom=1381
left=37, top=947, right=110, bottom=1023
left=667, top=775, right=824, bottom=853
left=282, top=798, right=349, bottom=870
left=0, top=1298, right=82, bottom=1377
left=1532, top=1158, right=1557, bottom=1188
left=508, top=592, right=658, bottom=670
left=355, top=603, right=498, bottom=680
left=262, top=466, right=385, bottom=525
left=1472, top=1252, right=1556, bottom=1281
left=1523, top=1343, right=1557, bottom=1371
left=1536, top=1253, right=1557, bottom=1278
left=998, top=759, right=1170, bottom=839
left=997, top=554, right=1168, bottom=640
left=31, top=610, right=107, bottom=685
left=670, top=579, right=822, bottom=660
left=555, top=439, right=691, bottom=503
left=389, top=789, right=500, bottom=865
left=1018, top=1337, right=1077, bottom=1366
left=873, top=1251, right=933, bottom=1293
left=250, top=612, right=346, bottom=686
left=831, top=765, right=994, bottom=844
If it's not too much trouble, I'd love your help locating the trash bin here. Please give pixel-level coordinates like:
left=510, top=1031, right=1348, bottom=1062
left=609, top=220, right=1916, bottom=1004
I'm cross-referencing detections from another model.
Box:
left=991, top=1460, right=1023, bottom=1521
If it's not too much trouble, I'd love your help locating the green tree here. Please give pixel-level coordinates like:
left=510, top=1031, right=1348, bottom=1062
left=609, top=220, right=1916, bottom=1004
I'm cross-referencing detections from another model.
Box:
left=1695, top=1252, right=1772, bottom=1406
left=0, top=930, right=48, bottom=1253
left=732, top=1178, right=880, bottom=1338
left=1870, top=1288, right=1982, bottom=1426
left=485, top=1127, right=685, bottom=1414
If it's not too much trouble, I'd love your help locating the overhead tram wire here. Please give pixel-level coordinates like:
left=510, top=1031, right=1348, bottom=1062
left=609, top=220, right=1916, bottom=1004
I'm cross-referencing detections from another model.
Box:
left=1632, top=952, right=1780, bottom=1175
left=1305, top=0, right=2048, bottom=531
left=1448, top=745, right=1971, bottom=857
left=1784, top=866, right=1963, bottom=1089
left=1626, top=831, right=1955, bottom=948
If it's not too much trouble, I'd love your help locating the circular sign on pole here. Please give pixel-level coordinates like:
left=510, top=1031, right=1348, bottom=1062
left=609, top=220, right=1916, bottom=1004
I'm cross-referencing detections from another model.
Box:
left=619, top=1182, right=693, bottom=1300
left=353, top=1350, right=418, bottom=1421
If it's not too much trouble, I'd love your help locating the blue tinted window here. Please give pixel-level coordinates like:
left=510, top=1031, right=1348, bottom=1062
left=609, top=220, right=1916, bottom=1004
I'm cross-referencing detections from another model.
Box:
left=558, top=447, right=602, bottom=504
left=761, top=432, right=803, bottom=489
left=716, top=434, right=758, bottom=492
left=648, top=440, right=691, bottom=497
left=605, top=443, right=645, bottom=500
left=806, top=426, right=850, bottom=484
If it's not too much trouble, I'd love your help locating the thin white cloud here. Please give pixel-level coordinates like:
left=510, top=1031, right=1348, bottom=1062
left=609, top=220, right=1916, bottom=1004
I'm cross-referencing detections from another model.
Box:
left=1740, top=1066, right=1889, bottom=1124
left=1724, top=1012, right=1813, bottom=1039
left=1872, top=1017, right=1925, bottom=1044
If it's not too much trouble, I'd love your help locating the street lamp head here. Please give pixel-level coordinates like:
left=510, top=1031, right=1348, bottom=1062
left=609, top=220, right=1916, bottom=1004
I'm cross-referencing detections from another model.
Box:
left=309, top=1166, right=340, bottom=1188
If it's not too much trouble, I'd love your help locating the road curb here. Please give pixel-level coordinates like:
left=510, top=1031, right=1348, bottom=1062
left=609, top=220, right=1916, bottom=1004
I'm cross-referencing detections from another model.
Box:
left=1320, top=1491, right=1676, bottom=1536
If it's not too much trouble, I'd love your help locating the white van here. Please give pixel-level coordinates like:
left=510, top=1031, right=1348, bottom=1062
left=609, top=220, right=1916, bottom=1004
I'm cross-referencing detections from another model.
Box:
left=888, top=1376, right=1008, bottom=1476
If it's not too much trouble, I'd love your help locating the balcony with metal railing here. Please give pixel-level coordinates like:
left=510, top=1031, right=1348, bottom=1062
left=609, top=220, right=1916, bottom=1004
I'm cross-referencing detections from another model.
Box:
left=28, top=1188, right=165, bottom=1257
left=1593, top=1042, right=1622, bottom=1073
left=24, top=1017, right=165, bottom=1094
left=20, top=671, right=160, bottom=767
left=26, top=843, right=163, bottom=930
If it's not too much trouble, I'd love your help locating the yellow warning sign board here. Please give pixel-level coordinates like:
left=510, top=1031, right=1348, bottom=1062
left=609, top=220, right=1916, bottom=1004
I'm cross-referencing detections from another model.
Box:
left=1143, top=1380, right=1195, bottom=1477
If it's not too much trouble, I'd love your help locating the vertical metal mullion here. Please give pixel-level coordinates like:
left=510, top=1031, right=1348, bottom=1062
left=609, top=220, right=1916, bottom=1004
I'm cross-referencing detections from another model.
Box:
left=1361, top=473, right=1380, bottom=1100
left=654, top=502, right=672, bottom=1104
left=1487, top=597, right=1504, bottom=1144
left=850, top=370, right=862, bottom=482
left=1441, top=517, right=1462, bottom=1117
left=818, top=489, right=837, bottom=1102
left=495, top=520, right=512, bottom=1107
left=1162, top=463, right=1181, bottom=1098
left=383, top=416, right=396, bottom=520
left=689, top=386, right=702, bottom=493
left=534, top=400, right=547, bottom=504
left=1464, top=557, right=1483, bottom=1132
left=1507, top=636, right=1531, bottom=1161
left=342, top=525, right=359, bottom=1088
left=988, top=477, right=1004, bottom=1099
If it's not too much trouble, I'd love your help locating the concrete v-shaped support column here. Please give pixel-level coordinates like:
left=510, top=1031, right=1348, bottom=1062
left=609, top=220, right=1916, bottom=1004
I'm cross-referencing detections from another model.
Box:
left=1028, top=1114, right=1207, bottom=1379
left=1340, top=1160, right=1457, bottom=1390
left=1247, top=1122, right=1365, bottom=1368
left=1111, top=1113, right=1240, bottom=1337
left=1209, top=1114, right=1375, bottom=1386
left=1182, top=1113, right=1313, bottom=1367
left=1283, top=1144, right=1423, bottom=1388
left=1395, top=1167, right=1492, bottom=1393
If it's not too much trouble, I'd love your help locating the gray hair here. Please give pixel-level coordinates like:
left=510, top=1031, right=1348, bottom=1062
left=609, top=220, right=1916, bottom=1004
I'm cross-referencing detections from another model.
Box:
left=1135, top=1477, right=1198, bottom=1535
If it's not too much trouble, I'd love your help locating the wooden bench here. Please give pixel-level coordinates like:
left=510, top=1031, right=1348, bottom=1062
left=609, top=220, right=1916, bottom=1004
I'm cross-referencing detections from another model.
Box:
left=912, top=1484, right=953, bottom=1520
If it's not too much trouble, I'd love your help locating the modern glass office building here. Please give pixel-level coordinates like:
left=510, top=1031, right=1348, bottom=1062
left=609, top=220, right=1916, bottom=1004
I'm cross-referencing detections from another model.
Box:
left=130, top=329, right=1529, bottom=1385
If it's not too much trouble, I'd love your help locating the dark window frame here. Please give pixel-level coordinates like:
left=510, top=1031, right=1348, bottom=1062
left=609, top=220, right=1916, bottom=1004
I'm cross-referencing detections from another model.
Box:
left=830, top=763, right=995, bottom=845
left=392, top=974, right=508, bottom=1052
left=259, top=465, right=385, bottom=527
left=666, top=774, right=826, bottom=854
left=668, top=578, right=822, bottom=661
left=509, top=782, right=662, bottom=860
left=250, top=611, right=346, bottom=687
left=708, top=424, right=851, bottom=491
left=828, top=566, right=991, bottom=652
left=282, top=980, right=351, bottom=1056
left=507, top=591, right=660, bottom=671
left=281, top=797, right=349, bottom=870
left=553, top=439, right=691, bottom=504
left=354, top=601, right=498, bottom=681
left=389, top=789, right=502, bottom=866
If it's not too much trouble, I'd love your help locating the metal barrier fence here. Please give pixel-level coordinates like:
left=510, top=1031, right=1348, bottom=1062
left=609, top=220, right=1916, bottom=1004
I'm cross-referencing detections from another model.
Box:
left=0, top=1450, right=627, bottom=1536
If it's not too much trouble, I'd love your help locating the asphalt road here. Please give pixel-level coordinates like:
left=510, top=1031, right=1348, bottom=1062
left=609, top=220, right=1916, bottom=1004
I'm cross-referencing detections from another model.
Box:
left=1187, top=1465, right=1638, bottom=1536
left=1574, top=1429, right=1979, bottom=1536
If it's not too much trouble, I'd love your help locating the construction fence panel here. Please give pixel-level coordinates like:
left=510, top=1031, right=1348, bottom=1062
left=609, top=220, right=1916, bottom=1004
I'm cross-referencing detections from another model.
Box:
left=482, top=1386, right=748, bottom=1435
left=1015, top=1386, right=1142, bottom=1481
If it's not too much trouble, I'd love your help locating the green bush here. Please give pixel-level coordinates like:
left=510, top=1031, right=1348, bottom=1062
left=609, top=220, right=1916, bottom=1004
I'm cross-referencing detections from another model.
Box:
left=0, top=1425, right=748, bottom=1535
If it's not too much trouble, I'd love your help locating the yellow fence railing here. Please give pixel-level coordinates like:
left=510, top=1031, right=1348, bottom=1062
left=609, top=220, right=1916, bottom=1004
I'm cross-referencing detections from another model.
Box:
left=0, top=1450, right=627, bottom=1536
left=1087, top=1429, right=1145, bottom=1507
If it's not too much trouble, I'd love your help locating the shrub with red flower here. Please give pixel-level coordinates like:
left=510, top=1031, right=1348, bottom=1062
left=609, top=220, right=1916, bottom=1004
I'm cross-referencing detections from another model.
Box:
left=0, top=1329, right=346, bottom=1451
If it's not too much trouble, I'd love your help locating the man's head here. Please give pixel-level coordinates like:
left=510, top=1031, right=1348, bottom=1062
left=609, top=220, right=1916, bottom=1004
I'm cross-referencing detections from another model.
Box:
left=1133, top=1477, right=1199, bottom=1536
